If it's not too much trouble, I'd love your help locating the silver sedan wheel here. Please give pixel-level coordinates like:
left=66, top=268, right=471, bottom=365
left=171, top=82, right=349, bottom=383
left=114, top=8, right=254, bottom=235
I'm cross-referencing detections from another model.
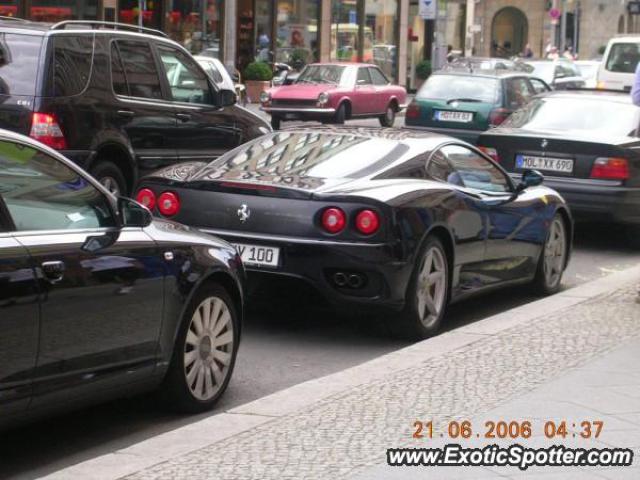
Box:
left=416, top=246, right=447, bottom=328
left=100, top=176, right=121, bottom=196
left=543, top=217, right=566, bottom=289
left=184, top=296, right=234, bottom=401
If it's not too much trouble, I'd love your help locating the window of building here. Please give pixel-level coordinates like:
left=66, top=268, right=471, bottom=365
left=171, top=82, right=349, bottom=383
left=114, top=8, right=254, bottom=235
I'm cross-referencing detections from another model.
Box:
left=166, top=0, right=223, bottom=57
left=118, top=0, right=162, bottom=30
left=274, top=0, right=320, bottom=71
left=114, top=40, right=163, bottom=100
left=30, top=0, right=99, bottom=22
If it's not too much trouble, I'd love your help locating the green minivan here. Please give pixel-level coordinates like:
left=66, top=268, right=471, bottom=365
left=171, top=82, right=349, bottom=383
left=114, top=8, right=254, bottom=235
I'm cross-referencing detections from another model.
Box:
left=404, top=70, right=550, bottom=144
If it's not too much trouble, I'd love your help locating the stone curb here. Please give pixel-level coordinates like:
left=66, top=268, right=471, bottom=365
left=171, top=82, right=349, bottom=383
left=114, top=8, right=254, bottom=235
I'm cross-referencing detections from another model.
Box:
left=41, top=264, right=640, bottom=480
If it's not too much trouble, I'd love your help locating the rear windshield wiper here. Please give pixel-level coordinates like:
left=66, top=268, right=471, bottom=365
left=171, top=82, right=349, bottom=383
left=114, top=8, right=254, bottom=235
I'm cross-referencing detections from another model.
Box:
left=447, top=98, right=483, bottom=104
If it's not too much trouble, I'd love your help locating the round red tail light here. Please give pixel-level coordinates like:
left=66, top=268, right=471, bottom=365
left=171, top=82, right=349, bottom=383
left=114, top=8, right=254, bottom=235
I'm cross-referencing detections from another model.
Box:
left=158, top=191, right=180, bottom=216
left=135, top=188, right=156, bottom=210
left=355, top=209, right=380, bottom=235
left=321, top=207, right=346, bottom=234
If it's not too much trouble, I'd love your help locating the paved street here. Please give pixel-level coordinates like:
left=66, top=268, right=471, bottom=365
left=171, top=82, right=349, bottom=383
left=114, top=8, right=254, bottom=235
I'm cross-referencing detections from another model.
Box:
left=1, top=186, right=638, bottom=478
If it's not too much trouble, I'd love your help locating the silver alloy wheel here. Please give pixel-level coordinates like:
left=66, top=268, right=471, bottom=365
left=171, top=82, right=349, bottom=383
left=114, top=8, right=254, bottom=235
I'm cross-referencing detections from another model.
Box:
left=184, top=296, right=234, bottom=401
left=416, top=246, right=447, bottom=328
left=543, top=217, right=566, bottom=289
left=100, top=176, right=121, bottom=196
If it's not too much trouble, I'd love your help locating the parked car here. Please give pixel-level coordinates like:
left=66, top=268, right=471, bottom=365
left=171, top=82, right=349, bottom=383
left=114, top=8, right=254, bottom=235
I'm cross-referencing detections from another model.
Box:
left=404, top=70, right=551, bottom=144
left=0, top=18, right=270, bottom=197
left=260, top=63, right=407, bottom=130
left=0, top=129, right=244, bottom=428
left=135, top=127, right=572, bottom=339
left=477, top=90, right=640, bottom=244
left=445, top=56, right=534, bottom=73
left=596, top=36, right=640, bottom=91
left=575, top=60, right=600, bottom=88
left=524, top=59, right=586, bottom=90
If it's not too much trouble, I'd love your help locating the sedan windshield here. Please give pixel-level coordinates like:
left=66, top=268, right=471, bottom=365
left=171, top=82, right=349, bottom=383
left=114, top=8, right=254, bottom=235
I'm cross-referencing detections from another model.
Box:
left=296, top=65, right=345, bottom=85
left=417, top=75, right=499, bottom=103
left=503, top=97, right=640, bottom=137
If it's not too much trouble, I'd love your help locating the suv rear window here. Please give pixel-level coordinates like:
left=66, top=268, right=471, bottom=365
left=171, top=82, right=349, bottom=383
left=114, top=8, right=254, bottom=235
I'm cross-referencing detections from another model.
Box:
left=46, top=34, right=94, bottom=97
left=0, top=33, right=43, bottom=96
left=605, top=43, right=640, bottom=73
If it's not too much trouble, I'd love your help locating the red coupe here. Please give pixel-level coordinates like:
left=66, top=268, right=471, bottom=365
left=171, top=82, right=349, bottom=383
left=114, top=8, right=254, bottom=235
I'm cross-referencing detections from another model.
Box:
left=260, top=63, right=407, bottom=129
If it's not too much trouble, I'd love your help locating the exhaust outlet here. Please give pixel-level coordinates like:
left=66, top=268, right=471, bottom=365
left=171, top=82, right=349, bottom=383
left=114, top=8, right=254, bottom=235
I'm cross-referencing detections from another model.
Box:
left=348, top=274, right=364, bottom=289
left=334, top=272, right=347, bottom=287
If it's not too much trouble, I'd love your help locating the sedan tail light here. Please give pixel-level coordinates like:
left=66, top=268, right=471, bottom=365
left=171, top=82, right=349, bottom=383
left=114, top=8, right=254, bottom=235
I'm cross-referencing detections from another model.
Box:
left=321, top=207, right=346, bottom=234
left=135, top=188, right=156, bottom=210
left=488, top=108, right=511, bottom=127
left=355, top=209, right=380, bottom=235
left=478, top=146, right=500, bottom=163
left=405, top=102, right=421, bottom=119
left=30, top=112, right=67, bottom=149
left=158, top=191, right=181, bottom=216
left=589, top=157, right=629, bottom=180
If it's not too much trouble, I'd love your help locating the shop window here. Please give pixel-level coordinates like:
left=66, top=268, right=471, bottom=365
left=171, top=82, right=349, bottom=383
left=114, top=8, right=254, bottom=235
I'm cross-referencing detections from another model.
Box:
left=274, top=0, right=319, bottom=71
left=0, top=1, right=18, bottom=17
left=30, top=0, right=98, bottom=22
left=118, top=0, right=162, bottom=30
left=167, top=0, right=223, bottom=57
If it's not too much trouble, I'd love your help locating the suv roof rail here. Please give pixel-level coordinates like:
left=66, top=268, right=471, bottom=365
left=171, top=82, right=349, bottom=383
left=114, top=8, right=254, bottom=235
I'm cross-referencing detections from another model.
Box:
left=50, top=20, right=168, bottom=38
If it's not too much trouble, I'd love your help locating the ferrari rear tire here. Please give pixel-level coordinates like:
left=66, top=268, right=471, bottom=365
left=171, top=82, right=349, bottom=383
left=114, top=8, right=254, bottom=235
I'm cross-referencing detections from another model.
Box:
left=270, top=115, right=282, bottom=130
left=625, top=225, right=640, bottom=249
left=334, top=103, right=346, bottom=124
left=379, top=104, right=396, bottom=127
left=533, top=213, right=568, bottom=295
left=159, top=284, right=239, bottom=413
left=395, top=237, right=449, bottom=339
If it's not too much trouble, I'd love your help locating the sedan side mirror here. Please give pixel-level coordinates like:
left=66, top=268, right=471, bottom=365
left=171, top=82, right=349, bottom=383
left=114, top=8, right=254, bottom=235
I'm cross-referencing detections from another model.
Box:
left=218, top=89, right=237, bottom=107
left=118, top=197, right=153, bottom=227
left=516, top=169, right=544, bottom=193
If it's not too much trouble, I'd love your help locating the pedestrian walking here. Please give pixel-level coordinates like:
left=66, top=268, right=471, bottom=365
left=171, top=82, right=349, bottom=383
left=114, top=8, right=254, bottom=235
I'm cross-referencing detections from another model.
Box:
left=522, top=43, right=534, bottom=58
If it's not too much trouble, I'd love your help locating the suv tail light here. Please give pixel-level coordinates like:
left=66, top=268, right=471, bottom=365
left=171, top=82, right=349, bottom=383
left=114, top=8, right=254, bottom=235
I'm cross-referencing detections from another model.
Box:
left=30, top=113, right=67, bottom=149
left=405, top=102, right=421, bottom=119
left=136, top=188, right=156, bottom=210
left=478, top=146, right=500, bottom=163
left=157, top=191, right=180, bottom=216
left=590, top=157, right=629, bottom=180
left=488, top=108, right=511, bottom=127
left=355, top=209, right=380, bottom=235
left=321, top=207, right=346, bottom=234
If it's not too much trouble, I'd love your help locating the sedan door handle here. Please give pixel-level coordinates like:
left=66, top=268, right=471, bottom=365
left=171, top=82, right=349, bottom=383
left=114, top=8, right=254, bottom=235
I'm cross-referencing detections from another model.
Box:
left=117, top=110, right=135, bottom=118
left=176, top=113, right=191, bottom=122
left=41, top=260, right=65, bottom=284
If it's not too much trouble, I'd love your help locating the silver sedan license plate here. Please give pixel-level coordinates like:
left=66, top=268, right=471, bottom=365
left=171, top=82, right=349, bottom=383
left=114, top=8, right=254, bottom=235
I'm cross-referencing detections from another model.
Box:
left=233, top=243, right=280, bottom=268
left=516, top=155, right=574, bottom=173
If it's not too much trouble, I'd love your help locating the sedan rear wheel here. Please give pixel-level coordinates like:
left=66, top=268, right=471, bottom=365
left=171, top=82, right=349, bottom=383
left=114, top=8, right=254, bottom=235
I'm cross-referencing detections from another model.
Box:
left=160, top=284, right=239, bottom=412
left=395, top=237, right=449, bottom=339
left=534, top=214, right=567, bottom=295
left=379, top=104, right=396, bottom=127
left=334, top=103, right=346, bottom=124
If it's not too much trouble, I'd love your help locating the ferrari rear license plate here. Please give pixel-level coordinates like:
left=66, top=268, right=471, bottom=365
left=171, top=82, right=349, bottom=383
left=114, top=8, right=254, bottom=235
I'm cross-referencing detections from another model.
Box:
left=516, top=154, right=574, bottom=173
left=232, top=243, right=280, bottom=268
left=434, top=110, right=473, bottom=123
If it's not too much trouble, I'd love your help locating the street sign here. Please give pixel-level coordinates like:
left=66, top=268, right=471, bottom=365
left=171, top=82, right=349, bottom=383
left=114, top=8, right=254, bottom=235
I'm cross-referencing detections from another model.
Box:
left=419, top=0, right=436, bottom=20
left=629, top=1, right=640, bottom=15
left=549, top=8, right=561, bottom=19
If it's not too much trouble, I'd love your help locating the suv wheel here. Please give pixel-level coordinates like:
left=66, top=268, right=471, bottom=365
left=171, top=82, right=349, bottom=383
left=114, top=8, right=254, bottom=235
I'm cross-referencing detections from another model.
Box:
left=91, top=161, right=127, bottom=197
left=160, top=284, right=239, bottom=413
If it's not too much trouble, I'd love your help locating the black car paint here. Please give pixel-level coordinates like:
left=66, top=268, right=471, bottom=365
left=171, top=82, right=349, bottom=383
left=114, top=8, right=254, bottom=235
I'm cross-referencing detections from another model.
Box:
left=0, top=131, right=244, bottom=427
left=0, top=20, right=270, bottom=194
left=137, top=128, right=571, bottom=312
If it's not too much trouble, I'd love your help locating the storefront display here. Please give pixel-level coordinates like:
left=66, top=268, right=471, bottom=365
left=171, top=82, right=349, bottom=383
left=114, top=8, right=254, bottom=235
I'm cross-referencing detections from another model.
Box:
left=119, top=0, right=162, bottom=29
left=30, top=0, right=99, bottom=22
left=274, top=0, right=319, bottom=70
left=165, top=0, right=223, bottom=56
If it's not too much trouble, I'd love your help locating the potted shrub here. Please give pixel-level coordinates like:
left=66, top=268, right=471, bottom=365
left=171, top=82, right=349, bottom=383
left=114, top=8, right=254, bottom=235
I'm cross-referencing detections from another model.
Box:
left=415, top=60, right=432, bottom=91
left=244, top=62, right=273, bottom=103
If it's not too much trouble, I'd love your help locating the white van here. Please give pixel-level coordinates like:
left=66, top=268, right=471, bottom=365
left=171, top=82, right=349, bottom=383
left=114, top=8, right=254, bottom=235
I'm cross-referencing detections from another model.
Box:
left=597, top=36, right=640, bottom=91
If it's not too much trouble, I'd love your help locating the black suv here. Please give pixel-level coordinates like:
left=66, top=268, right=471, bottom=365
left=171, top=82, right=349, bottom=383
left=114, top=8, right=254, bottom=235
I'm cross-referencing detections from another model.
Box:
left=0, top=19, right=271, bottom=195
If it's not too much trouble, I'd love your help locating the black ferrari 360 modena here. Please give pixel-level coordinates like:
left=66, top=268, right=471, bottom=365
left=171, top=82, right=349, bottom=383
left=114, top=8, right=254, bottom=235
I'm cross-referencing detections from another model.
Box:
left=136, top=127, right=573, bottom=338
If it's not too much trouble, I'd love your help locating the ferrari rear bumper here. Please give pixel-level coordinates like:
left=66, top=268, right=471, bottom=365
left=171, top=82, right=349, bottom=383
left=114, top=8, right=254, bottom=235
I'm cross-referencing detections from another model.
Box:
left=198, top=228, right=410, bottom=312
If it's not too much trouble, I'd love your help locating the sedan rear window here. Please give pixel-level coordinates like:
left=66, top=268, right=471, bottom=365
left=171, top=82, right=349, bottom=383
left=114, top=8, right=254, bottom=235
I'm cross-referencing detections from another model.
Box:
left=417, top=75, right=499, bottom=103
left=503, top=97, right=640, bottom=137
left=0, top=33, right=43, bottom=96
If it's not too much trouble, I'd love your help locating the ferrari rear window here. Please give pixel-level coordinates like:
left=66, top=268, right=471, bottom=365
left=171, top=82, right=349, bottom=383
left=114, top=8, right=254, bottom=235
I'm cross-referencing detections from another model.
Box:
left=417, top=75, right=499, bottom=103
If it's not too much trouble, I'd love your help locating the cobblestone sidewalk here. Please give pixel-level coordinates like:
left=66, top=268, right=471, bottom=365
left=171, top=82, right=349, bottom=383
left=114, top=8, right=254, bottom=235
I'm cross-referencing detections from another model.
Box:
left=124, top=285, right=640, bottom=480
